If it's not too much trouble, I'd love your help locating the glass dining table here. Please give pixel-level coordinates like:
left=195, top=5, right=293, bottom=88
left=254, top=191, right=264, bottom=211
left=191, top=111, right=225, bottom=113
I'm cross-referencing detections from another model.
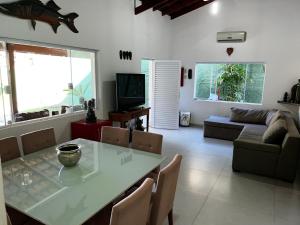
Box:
left=2, top=138, right=165, bottom=225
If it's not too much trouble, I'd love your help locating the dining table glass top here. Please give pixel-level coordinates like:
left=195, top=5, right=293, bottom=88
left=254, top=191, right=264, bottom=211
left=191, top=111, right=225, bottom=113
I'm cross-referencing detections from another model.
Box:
left=2, top=138, right=165, bottom=225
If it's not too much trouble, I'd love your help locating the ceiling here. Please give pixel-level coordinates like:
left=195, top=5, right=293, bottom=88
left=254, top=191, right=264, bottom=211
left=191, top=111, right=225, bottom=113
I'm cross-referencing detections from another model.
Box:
left=135, top=0, right=215, bottom=19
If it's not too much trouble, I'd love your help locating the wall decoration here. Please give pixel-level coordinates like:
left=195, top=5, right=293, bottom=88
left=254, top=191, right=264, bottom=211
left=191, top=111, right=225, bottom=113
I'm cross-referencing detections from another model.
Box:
left=180, top=67, right=184, bottom=87
left=119, top=50, right=132, bottom=60
left=188, top=69, right=193, bottom=79
left=226, top=47, right=234, bottom=56
left=0, top=0, right=79, bottom=33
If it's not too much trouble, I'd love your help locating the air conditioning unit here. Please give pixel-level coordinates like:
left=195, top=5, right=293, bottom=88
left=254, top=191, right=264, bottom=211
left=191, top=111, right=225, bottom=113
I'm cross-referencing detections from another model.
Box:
left=217, top=31, right=247, bottom=43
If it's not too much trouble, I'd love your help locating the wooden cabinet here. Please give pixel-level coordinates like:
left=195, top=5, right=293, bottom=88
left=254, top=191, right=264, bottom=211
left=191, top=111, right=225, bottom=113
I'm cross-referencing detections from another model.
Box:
left=71, top=119, right=112, bottom=141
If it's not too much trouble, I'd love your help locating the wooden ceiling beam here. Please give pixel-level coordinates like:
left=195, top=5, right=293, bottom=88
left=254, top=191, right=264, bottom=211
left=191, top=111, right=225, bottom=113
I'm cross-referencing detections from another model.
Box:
left=170, top=0, right=214, bottom=19
left=152, top=0, right=170, bottom=11
left=161, top=0, right=201, bottom=16
left=135, top=0, right=162, bottom=15
left=155, top=0, right=180, bottom=12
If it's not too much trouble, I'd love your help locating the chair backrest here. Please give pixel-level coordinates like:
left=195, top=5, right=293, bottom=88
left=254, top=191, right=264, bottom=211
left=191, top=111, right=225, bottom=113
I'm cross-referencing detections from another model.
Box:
left=0, top=137, right=20, bottom=163
left=101, top=126, right=129, bottom=148
left=131, top=130, right=163, bottom=154
left=110, top=178, right=154, bottom=225
left=150, top=154, right=182, bottom=225
left=21, top=128, right=56, bottom=155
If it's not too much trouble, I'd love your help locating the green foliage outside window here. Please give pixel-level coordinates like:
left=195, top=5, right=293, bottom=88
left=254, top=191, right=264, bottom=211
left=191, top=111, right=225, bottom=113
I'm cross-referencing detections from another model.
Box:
left=194, top=63, right=265, bottom=104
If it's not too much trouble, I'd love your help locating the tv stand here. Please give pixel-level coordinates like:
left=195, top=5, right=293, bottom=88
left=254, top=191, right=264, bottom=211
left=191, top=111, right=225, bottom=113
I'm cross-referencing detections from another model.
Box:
left=109, top=107, right=150, bottom=132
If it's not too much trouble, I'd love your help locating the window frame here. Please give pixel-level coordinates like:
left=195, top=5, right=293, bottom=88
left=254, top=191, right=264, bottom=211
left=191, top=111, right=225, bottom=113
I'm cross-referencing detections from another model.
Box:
left=0, top=37, right=98, bottom=128
left=193, top=62, right=266, bottom=105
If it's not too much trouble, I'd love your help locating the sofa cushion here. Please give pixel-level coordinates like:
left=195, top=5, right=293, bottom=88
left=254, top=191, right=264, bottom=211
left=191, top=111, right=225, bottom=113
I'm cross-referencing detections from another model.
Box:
left=265, top=110, right=277, bottom=126
left=204, top=115, right=245, bottom=130
left=230, top=108, right=269, bottom=125
left=268, top=110, right=285, bottom=126
left=238, top=124, right=268, bottom=142
left=263, top=119, right=288, bottom=145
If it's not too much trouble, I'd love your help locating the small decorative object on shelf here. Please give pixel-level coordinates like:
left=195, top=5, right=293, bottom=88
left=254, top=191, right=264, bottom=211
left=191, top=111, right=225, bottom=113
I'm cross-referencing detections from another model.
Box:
left=86, top=99, right=97, bottom=123
left=0, top=0, right=79, bottom=33
left=283, top=92, right=289, bottom=102
left=179, top=112, right=191, bottom=127
left=290, top=79, right=299, bottom=103
left=57, top=144, right=81, bottom=167
left=295, top=79, right=300, bottom=104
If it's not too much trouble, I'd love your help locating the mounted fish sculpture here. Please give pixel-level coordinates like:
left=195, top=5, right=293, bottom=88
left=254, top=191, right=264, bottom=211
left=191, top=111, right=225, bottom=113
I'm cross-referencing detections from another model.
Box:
left=0, top=0, right=79, bottom=33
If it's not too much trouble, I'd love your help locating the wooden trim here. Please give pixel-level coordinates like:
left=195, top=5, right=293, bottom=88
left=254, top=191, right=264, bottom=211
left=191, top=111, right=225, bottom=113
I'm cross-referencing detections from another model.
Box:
left=6, top=43, right=68, bottom=57
left=6, top=46, right=18, bottom=114
left=162, top=0, right=201, bottom=16
left=135, top=0, right=162, bottom=15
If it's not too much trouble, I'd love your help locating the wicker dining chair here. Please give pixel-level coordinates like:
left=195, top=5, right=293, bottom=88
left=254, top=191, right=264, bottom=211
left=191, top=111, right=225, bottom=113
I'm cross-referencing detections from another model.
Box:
left=149, top=154, right=182, bottom=225
left=132, top=130, right=163, bottom=181
left=100, top=127, right=129, bottom=148
left=21, top=128, right=56, bottom=155
left=0, top=137, right=21, bottom=162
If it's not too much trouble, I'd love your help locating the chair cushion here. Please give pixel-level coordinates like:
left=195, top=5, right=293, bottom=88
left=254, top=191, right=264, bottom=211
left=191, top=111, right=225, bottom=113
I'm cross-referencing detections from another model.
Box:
left=263, top=119, right=288, bottom=145
left=230, top=107, right=269, bottom=125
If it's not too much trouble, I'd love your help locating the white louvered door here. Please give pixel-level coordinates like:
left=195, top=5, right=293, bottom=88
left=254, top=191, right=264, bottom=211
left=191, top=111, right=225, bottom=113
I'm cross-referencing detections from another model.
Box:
left=150, top=60, right=181, bottom=129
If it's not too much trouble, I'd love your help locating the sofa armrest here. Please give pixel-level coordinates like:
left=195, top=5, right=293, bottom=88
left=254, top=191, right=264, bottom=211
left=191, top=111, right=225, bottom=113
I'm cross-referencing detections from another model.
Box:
left=276, top=135, right=300, bottom=181
left=234, top=139, right=281, bottom=153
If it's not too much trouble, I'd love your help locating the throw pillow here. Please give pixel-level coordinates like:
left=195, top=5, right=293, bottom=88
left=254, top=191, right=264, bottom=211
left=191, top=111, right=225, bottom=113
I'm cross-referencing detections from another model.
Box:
left=263, top=118, right=288, bottom=145
left=230, top=107, right=269, bottom=124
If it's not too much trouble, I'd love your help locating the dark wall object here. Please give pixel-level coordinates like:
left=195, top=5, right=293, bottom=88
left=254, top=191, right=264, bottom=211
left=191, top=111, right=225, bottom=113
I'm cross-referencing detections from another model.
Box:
left=227, top=47, right=234, bottom=56
left=180, top=67, right=184, bottom=87
left=0, top=0, right=79, bottom=33
left=188, top=69, right=193, bottom=79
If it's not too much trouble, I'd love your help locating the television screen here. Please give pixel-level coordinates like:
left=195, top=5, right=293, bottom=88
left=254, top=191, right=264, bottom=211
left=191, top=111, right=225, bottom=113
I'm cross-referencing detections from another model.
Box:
left=116, top=73, right=145, bottom=111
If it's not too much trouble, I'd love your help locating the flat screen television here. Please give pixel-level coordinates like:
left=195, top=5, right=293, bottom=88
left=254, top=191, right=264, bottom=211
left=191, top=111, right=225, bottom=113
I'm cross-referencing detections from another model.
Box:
left=116, top=73, right=145, bottom=111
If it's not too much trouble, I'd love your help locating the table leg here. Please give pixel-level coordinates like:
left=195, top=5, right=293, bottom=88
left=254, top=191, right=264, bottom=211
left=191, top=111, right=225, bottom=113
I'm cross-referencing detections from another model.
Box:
left=146, top=113, right=149, bottom=132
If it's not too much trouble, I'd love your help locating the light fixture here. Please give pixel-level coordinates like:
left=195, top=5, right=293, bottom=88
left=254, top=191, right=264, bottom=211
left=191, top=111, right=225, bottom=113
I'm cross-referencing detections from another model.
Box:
left=210, top=1, right=220, bottom=15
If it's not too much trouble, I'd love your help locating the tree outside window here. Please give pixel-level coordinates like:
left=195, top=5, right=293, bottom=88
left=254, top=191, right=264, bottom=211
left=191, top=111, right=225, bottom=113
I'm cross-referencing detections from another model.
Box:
left=194, top=63, right=265, bottom=104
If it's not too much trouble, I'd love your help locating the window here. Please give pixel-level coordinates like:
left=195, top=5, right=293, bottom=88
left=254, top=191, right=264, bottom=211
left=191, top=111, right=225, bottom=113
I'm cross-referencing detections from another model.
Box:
left=194, top=63, right=265, bottom=104
left=0, top=41, right=96, bottom=126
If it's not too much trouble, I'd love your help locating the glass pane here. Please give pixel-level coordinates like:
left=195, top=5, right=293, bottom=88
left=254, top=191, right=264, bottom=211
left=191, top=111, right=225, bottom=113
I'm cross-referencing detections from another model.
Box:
left=14, top=51, right=72, bottom=117
left=194, top=63, right=265, bottom=104
left=0, top=42, right=12, bottom=126
left=69, top=50, right=95, bottom=111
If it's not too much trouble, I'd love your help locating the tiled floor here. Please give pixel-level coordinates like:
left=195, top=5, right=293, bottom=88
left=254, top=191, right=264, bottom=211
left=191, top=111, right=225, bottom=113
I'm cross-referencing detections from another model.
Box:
left=150, top=126, right=300, bottom=225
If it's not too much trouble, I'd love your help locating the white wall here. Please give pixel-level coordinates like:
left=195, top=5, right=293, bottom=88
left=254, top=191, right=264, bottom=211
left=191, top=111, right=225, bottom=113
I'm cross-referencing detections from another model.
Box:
left=170, top=0, right=300, bottom=125
left=0, top=0, right=171, bottom=141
